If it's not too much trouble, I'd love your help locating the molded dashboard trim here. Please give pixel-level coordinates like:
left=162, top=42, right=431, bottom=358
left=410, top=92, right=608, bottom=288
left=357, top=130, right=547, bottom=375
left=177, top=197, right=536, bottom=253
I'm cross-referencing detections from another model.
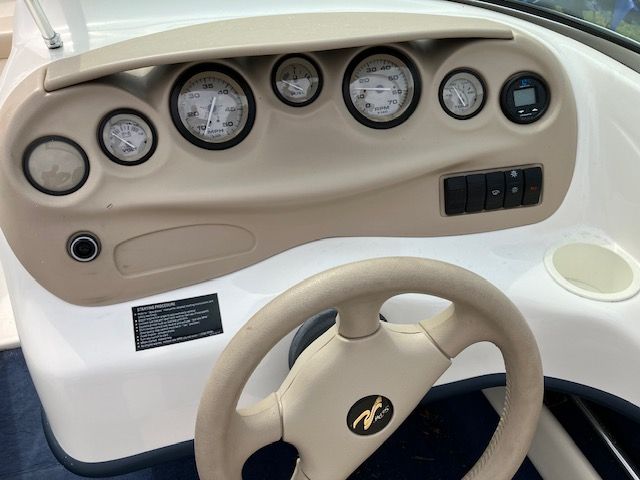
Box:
left=43, top=12, right=513, bottom=91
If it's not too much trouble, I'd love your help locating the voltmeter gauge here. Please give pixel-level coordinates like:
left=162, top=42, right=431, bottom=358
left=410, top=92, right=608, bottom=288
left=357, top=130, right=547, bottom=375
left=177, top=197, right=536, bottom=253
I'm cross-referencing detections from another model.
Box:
left=343, top=48, right=421, bottom=129
left=170, top=64, right=256, bottom=150
left=439, top=69, right=486, bottom=120
left=272, top=55, right=322, bottom=106
left=99, top=110, right=157, bottom=165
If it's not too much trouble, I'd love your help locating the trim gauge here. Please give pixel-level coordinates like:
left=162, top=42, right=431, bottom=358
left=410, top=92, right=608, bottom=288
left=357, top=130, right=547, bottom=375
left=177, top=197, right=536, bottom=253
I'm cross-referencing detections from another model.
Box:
left=170, top=64, right=256, bottom=150
left=439, top=69, right=486, bottom=120
left=343, top=47, right=421, bottom=129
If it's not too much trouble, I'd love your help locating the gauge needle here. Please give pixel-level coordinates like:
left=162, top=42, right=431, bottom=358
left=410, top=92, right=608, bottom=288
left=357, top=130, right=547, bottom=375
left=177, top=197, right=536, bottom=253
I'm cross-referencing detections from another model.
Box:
left=111, top=132, right=135, bottom=149
left=282, top=80, right=304, bottom=92
left=452, top=87, right=467, bottom=107
left=206, top=97, right=217, bottom=133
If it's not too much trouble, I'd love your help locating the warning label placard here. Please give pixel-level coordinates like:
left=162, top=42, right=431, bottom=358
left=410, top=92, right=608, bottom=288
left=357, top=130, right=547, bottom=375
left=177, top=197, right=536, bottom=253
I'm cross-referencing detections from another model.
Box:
left=132, top=293, right=223, bottom=351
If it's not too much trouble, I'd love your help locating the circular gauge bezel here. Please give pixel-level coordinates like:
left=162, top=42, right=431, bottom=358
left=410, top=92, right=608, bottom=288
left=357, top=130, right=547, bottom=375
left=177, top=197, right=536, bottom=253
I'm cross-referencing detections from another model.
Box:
left=438, top=68, right=487, bottom=120
left=23, top=135, right=90, bottom=196
left=500, top=71, right=550, bottom=125
left=98, top=109, right=158, bottom=166
left=271, top=54, right=323, bottom=107
left=169, top=63, right=256, bottom=150
left=342, top=47, right=422, bottom=130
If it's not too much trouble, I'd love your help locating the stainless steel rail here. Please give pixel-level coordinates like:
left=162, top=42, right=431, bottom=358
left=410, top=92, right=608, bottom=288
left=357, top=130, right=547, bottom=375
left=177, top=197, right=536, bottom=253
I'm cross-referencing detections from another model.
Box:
left=23, top=0, right=62, bottom=49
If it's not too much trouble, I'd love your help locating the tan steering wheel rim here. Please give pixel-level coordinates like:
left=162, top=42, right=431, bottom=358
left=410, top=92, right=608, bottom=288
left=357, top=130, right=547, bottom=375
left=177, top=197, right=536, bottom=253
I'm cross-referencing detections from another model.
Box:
left=195, top=257, right=543, bottom=480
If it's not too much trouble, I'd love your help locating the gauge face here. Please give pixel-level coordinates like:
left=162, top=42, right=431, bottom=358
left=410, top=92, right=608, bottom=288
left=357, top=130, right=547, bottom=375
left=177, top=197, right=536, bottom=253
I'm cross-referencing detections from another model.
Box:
left=343, top=48, right=421, bottom=129
left=23, top=136, right=89, bottom=195
left=170, top=64, right=256, bottom=150
left=272, top=55, right=322, bottom=106
left=99, top=110, right=156, bottom=165
left=439, top=69, right=486, bottom=120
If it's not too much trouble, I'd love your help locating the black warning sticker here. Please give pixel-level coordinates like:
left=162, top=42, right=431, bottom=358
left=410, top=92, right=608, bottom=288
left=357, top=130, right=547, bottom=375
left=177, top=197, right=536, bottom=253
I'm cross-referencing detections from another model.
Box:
left=132, top=293, right=223, bottom=351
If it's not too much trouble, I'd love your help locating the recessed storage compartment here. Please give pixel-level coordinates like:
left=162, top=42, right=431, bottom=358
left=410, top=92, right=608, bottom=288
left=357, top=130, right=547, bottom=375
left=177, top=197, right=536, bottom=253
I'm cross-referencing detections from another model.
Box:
left=544, top=243, right=640, bottom=301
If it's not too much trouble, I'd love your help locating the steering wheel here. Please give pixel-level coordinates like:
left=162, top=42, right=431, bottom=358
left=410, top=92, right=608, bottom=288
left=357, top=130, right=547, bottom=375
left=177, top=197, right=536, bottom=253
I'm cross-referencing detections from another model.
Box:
left=195, top=257, right=543, bottom=480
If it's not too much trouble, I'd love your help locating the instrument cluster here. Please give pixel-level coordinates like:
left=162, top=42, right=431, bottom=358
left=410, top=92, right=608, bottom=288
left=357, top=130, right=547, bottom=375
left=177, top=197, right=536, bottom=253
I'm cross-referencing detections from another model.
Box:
left=21, top=45, right=551, bottom=198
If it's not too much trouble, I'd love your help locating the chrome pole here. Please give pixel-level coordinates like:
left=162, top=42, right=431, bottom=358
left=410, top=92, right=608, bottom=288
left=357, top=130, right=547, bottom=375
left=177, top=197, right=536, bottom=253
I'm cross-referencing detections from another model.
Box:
left=23, top=0, right=62, bottom=49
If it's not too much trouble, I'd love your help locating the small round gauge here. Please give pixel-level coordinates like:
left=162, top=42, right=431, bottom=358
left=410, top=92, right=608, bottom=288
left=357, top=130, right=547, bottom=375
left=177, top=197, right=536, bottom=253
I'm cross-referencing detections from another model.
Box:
left=272, top=55, right=322, bottom=106
left=23, top=136, right=89, bottom=195
left=439, top=69, right=486, bottom=120
left=170, top=64, right=256, bottom=150
left=98, top=110, right=157, bottom=165
left=343, top=48, right=421, bottom=129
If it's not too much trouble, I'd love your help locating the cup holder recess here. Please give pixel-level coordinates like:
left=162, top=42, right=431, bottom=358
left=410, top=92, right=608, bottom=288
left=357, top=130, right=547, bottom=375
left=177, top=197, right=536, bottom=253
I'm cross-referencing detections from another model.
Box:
left=544, top=242, right=640, bottom=302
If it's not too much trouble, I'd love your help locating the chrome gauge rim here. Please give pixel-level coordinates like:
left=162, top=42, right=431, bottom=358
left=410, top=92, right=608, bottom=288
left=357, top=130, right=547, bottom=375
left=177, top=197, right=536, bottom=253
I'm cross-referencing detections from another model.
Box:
left=272, top=54, right=323, bottom=107
left=439, top=69, right=487, bottom=120
left=342, top=47, right=421, bottom=129
left=98, top=109, right=157, bottom=165
left=170, top=64, right=256, bottom=150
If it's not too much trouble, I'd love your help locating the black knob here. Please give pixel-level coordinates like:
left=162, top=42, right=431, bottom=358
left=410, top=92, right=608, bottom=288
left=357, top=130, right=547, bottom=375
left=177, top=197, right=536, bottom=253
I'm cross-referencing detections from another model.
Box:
left=68, top=233, right=101, bottom=262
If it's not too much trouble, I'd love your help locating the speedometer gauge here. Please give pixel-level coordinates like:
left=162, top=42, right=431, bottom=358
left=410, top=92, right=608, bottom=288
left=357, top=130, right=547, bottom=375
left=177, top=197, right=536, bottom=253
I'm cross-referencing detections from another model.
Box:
left=439, top=69, right=486, bottom=120
left=343, top=48, right=421, bottom=129
left=170, top=64, right=256, bottom=150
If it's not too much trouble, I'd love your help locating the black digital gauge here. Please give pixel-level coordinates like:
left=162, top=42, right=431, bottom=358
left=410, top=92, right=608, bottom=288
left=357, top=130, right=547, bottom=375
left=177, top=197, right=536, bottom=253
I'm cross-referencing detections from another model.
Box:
left=500, top=72, right=549, bottom=124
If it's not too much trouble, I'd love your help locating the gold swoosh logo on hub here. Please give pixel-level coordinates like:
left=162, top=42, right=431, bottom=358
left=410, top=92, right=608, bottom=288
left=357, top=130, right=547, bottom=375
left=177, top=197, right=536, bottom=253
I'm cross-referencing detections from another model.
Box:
left=352, top=396, right=383, bottom=431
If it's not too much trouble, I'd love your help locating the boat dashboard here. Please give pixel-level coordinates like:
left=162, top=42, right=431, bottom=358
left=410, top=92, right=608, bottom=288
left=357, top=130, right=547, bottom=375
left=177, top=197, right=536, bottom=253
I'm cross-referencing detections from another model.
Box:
left=0, top=12, right=577, bottom=306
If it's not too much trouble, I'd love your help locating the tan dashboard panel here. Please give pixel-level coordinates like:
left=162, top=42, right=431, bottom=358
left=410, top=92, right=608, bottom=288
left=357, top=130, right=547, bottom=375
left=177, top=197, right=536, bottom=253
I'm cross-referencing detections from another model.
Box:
left=44, top=12, right=513, bottom=91
left=0, top=16, right=578, bottom=306
left=114, top=225, right=256, bottom=277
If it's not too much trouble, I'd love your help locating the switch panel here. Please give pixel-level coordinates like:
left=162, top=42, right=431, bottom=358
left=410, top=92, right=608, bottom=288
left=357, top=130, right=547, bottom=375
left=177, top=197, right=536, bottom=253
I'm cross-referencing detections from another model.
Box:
left=442, top=165, right=542, bottom=216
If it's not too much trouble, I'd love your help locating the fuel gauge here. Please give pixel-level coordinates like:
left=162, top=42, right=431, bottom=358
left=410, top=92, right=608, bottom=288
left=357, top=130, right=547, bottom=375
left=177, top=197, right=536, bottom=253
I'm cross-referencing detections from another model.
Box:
left=99, top=110, right=157, bottom=165
left=439, top=69, right=486, bottom=120
left=272, top=55, right=322, bottom=107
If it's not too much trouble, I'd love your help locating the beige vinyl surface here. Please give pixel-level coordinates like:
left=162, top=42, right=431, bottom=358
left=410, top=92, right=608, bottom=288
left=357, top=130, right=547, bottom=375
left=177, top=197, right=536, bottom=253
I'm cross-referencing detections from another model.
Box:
left=0, top=0, right=13, bottom=60
left=44, top=12, right=513, bottom=91
left=0, top=14, right=578, bottom=306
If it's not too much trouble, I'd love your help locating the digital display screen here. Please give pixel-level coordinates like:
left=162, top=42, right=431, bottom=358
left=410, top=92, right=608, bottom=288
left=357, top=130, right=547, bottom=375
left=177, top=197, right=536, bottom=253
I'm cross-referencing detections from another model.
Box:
left=513, top=87, right=536, bottom=107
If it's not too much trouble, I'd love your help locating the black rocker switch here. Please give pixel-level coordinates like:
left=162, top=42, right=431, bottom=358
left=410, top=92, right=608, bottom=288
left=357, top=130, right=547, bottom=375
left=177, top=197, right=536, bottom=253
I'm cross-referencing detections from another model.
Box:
left=485, top=172, right=505, bottom=210
left=522, top=167, right=543, bottom=205
left=444, top=176, right=467, bottom=215
left=504, top=168, right=524, bottom=208
left=466, top=174, right=486, bottom=212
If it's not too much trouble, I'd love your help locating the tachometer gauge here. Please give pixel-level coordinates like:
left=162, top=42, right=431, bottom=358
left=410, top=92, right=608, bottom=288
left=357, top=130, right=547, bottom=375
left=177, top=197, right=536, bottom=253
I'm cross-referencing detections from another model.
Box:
left=98, top=110, right=157, bottom=165
left=170, top=64, right=256, bottom=150
left=343, top=48, right=421, bottom=129
left=439, top=69, right=486, bottom=120
left=272, top=55, right=322, bottom=106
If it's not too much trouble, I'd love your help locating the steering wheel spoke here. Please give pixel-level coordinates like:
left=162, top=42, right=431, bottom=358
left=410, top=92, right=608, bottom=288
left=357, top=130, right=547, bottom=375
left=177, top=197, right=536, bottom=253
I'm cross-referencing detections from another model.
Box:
left=278, top=322, right=451, bottom=480
left=420, top=303, right=489, bottom=358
